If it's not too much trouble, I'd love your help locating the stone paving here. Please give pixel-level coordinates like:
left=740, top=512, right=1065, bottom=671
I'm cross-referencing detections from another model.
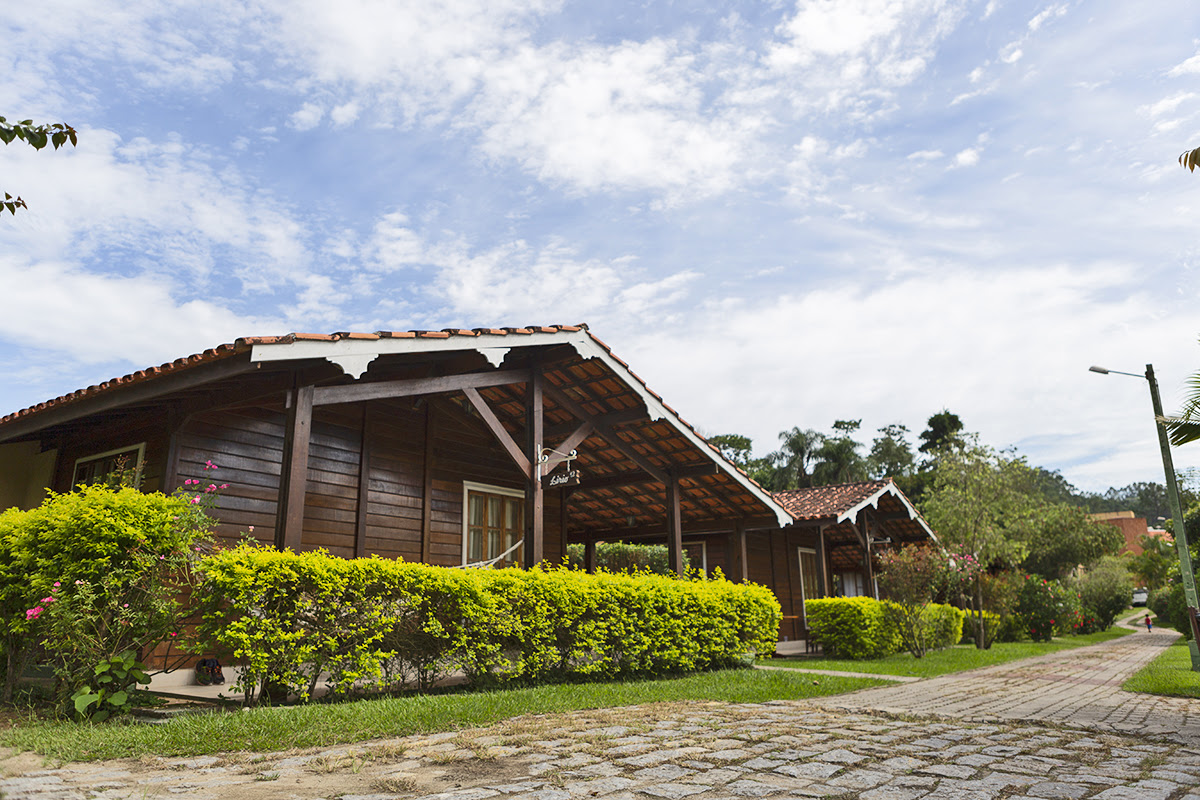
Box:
left=3, top=703, right=1199, bottom=800
left=814, top=623, right=1200, bottom=745
left=1, top=620, right=1198, bottom=800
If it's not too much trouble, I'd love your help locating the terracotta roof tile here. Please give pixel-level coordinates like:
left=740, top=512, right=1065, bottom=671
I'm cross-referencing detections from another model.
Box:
left=0, top=325, right=590, bottom=430
left=773, top=480, right=893, bottom=520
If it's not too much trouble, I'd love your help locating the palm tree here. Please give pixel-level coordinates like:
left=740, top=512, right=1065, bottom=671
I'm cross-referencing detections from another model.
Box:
left=1167, top=358, right=1200, bottom=445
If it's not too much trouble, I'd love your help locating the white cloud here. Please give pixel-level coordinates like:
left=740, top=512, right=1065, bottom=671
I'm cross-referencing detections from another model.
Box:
left=617, top=262, right=1200, bottom=492
left=1169, top=52, right=1200, bottom=77
left=1028, top=4, right=1068, bottom=32
left=289, top=102, right=324, bottom=131
left=1000, top=44, right=1023, bottom=64
left=907, top=149, right=944, bottom=160
left=951, top=147, right=981, bottom=167
left=330, top=102, right=361, bottom=127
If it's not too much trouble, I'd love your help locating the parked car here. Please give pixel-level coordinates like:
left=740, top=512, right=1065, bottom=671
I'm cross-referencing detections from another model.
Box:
left=1132, top=588, right=1148, bottom=606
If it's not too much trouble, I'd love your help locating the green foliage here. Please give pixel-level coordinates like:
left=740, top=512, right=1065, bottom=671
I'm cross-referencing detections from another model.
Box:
left=1019, top=503, right=1124, bottom=579
left=70, top=651, right=149, bottom=722
left=0, top=116, right=77, bottom=215
left=1128, top=534, right=1175, bottom=590
left=881, top=601, right=964, bottom=657
left=877, top=544, right=956, bottom=658
left=1016, top=574, right=1081, bottom=642
left=804, top=597, right=902, bottom=659
left=197, top=545, right=781, bottom=705
left=0, top=481, right=212, bottom=708
left=707, top=434, right=753, bottom=467
left=564, top=542, right=688, bottom=575
left=1071, top=556, right=1133, bottom=631
left=918, top=410, right=964, bottom=456
left=868, top=423, right=915, bottom=481
left=1148, top=582, right=1192, bottom=641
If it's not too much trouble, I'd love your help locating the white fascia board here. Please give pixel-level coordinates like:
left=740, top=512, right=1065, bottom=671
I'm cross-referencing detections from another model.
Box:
left=250, top=330, right=593, bottom=379
left=837, top=483, right=938, bottom=544
left=251, top=329, right=792, bottom=528
left=571, top=338, right=793, bottom=528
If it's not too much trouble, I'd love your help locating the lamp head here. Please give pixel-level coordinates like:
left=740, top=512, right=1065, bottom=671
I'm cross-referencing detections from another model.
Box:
left=1089, top=366, right=1110, bottom=374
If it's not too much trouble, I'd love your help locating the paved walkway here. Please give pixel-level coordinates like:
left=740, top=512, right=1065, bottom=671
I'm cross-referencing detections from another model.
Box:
left=1, top=620, right=1198, bottom=800
left=814, top=620, right=1200, bottom=745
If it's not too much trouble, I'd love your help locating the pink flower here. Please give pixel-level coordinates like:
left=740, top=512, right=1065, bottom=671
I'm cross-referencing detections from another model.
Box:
left=25, top=606, right=43, bottom=620
left=52, top=582, right=61, bottom=588
left=74, top=580, right=84, bottom=585
left=220, top=484, right=228, bottom=489
left=40, top=597, right=54, bottom=604
left=169, top=632, right=178, bottom=637
left=190, top=496, right=201, bottom=504
left=248, top=526, right=254, bottom=532
left=123, top=603, right=129, bottom=608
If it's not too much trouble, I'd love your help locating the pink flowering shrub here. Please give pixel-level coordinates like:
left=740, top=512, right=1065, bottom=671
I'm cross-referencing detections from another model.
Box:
left=0, top=471, right=216, bottom=711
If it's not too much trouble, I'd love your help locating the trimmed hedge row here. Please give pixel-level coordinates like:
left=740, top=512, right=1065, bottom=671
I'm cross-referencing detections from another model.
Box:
left=196, top=545, right=781, bottom=703
left=805, top=597, right=964, bottom=659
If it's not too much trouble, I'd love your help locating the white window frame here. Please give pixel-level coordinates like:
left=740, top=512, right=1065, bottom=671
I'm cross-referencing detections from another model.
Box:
left=797, top=547, right=818, bottom=626
left=461, top=481, right=525, bottom=567
left=72, top=443, right=146, bottom=488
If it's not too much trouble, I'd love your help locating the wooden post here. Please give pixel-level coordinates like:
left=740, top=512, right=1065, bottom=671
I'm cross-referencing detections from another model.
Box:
left=354, top=404, right=372, bottom=558
left=584, top=536, right=597, bottom=574
left=666, top=472, right=683, bottom=577
left=726, top=519, right=748, bottom=582
left=815, top=525, right=828, bottom=597
left=277, top=384, right=313, bottom=551
left=865, top=512, right=878, bottom=599
left=524, top=368, right=544, bottom=567
left=421, top=401, right=437, bottom=564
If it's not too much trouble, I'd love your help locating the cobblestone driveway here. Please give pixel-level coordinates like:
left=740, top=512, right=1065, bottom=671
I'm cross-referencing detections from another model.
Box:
left=2, top=624, right=1197, bottom=799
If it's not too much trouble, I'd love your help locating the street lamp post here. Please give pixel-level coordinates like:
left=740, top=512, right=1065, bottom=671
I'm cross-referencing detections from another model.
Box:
left=1090, top=363, right=1200, bottom=671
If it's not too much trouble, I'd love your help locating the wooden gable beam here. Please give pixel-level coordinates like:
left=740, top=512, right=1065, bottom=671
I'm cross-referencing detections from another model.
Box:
left=312, top=369, right=531, bottom=406
left=541, top=383, right=668, bottom=484
left=462, top=387, right=532, bottom=477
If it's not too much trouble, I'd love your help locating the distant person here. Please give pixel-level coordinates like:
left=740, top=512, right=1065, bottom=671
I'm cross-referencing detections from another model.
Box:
left=1145, top=613, right=1153, bottom=633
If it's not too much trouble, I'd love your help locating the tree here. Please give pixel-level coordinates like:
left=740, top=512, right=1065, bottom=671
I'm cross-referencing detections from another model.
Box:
left=1128, top=533, right=1175, bottom=590
left=868, top=423, right=915, bottom=480
left=1168, top=341, right=1200, bottom=446
left=762, top=427, right=824, bottom=491
left=920, top=439, right=1034, bottom=648
left=918, top=410, right=964, bottom=456
left=1, top=116, right=77, bottom=214
left=1018, top=503, right=1123, bottom=579
left=811, top=419, right=869, bottom=485
left=877, top=544, right=952, bottom=658
left=707, top=434, right=753, bottom=468
left=1181, top=147, right=1200, bottom=173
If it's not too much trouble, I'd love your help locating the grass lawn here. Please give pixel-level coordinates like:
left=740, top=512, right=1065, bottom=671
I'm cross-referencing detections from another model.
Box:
left=0, top=668, right=889, bottom=763
left=759, top=627, right=1133, bottom=679
left=1123, top=640, right=1200, bottom=699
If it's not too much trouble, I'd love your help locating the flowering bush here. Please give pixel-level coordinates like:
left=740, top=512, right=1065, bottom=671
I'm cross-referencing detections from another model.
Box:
left=0, top=471, right=215, bottom=710
left=1016, top=574, right=1081, bottom=642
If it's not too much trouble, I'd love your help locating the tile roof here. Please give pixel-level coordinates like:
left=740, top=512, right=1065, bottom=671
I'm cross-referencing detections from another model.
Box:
left=772, top=480, right=896, bottom=521
left=0, top=325, right=588, bottom=428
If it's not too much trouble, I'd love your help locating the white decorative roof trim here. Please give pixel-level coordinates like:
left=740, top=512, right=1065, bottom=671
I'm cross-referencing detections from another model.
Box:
left=327, top=354, right=378, bottom=379
left=249, top=329, right=793, bottom=528
left=836, top=482, right=938, bottom=543
left=572, top=338, right=792, bottom=528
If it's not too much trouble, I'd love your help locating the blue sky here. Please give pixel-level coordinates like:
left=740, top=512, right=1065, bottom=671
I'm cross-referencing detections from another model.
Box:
left=2, top=0, right=1199, bottom=493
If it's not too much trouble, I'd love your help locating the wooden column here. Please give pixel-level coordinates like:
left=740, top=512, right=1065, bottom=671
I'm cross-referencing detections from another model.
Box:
left=524, top=368, right=545, bottom=567
left=277, top=384, right=314, bottom=551
left=865, top=512, right=878, bottom=599
left=666, top=472, right=684, bottom=577
left=815, top=525, right=828, bottom=597
left=584, top=536, right=597, bottom=574
left=726, top=520, right=748, bottom=583
left=354, top=404, right=372, bottom=558
left=421, top=401, right=437, bottom=564
left=162, top=407, right=183, bottom=493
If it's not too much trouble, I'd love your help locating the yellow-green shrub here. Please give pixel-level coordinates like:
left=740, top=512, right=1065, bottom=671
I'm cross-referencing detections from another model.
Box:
left=196, top=546, right=780, bottom=703
left=804, top=597, right=902, bottom=659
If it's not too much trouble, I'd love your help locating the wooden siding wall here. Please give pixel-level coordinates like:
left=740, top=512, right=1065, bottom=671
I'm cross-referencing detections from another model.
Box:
left=50, top=410, right=172, bottom=495
left=745, top=528, right=823, bottom=641
left=176, top=396, right=565, bottom=565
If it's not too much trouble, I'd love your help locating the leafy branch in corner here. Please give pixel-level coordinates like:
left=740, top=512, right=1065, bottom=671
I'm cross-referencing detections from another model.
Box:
left=1181, top=146, right=1200, bottom=173
left=0, top=116, right=78, bottom=215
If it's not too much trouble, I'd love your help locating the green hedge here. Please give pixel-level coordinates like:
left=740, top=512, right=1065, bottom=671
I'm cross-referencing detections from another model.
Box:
left=805, top=597, right=963, bottom=659
left=197, top=545, right=781, bottom=703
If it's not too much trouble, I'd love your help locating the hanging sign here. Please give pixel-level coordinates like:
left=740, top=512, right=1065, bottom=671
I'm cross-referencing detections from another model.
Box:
left=544, top=469, right=581, bottom=489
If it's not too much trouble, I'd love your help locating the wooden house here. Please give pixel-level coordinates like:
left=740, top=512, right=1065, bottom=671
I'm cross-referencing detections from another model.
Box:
left=0, top=324, right=935, bottom=646
left=755, top=480, right=938, bottom=641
